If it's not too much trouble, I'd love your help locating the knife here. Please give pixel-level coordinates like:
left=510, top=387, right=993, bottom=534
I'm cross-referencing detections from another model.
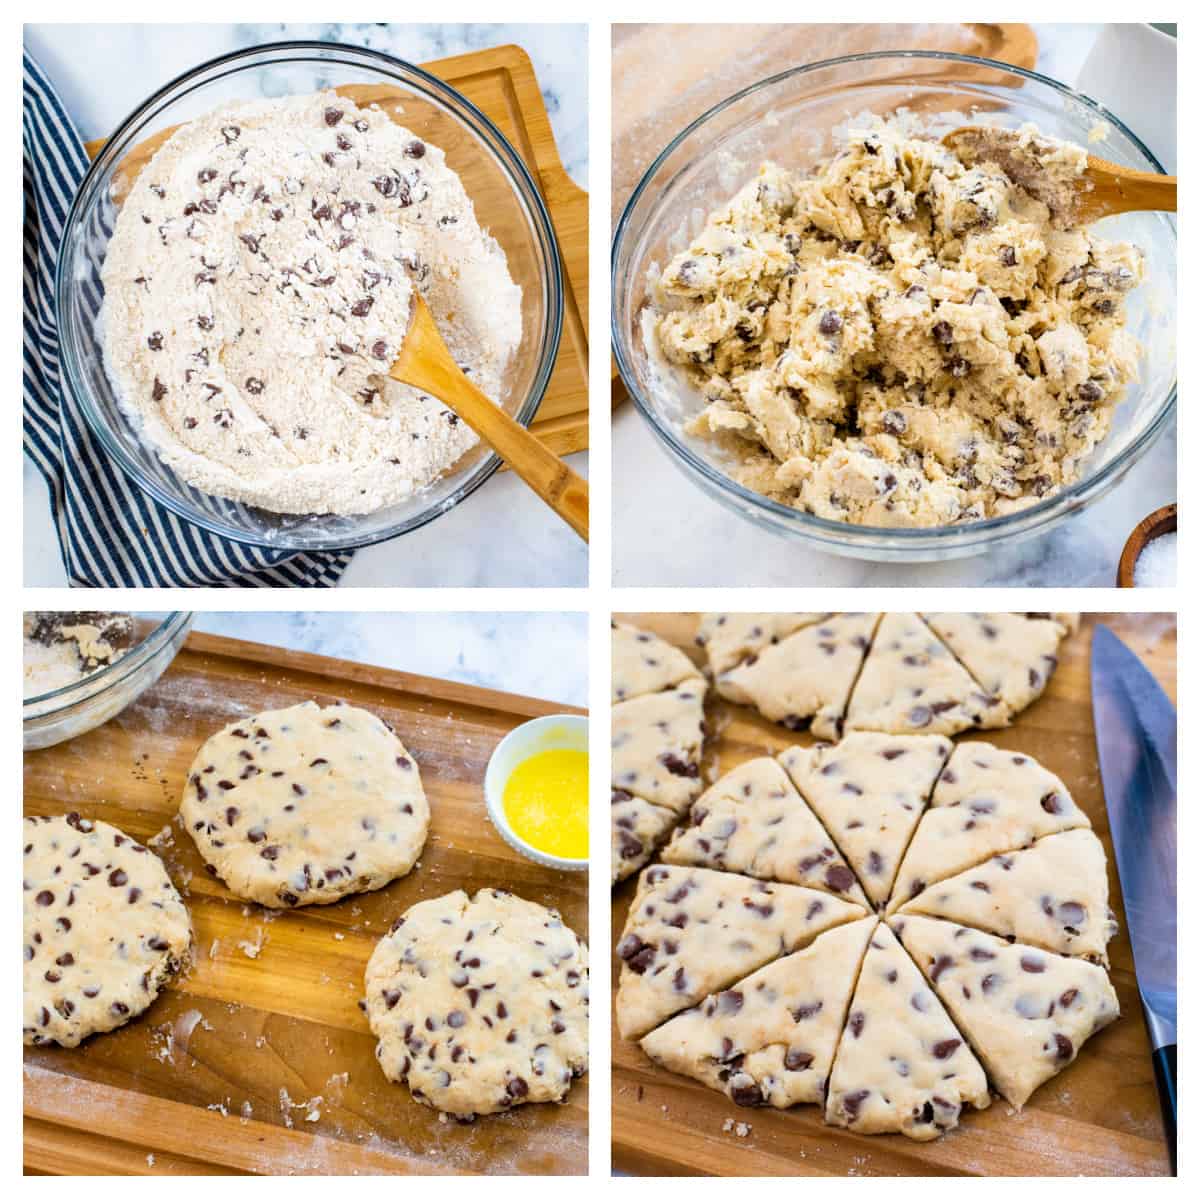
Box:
left=1091, top=625, right=1177, bottom=1175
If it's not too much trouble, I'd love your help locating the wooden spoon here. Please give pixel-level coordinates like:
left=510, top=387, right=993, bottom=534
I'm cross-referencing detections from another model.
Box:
left=390, top=295, right=589, bottom=541
left=942, top=126, right=1176, bottom=227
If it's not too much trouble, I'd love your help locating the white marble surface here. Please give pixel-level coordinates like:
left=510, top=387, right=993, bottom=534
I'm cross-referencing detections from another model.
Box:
left=23, top=22, right=587, bottom=588
left=612, top=23, right=1177, bottom=588
left=192, top=611, right=587, bottom=706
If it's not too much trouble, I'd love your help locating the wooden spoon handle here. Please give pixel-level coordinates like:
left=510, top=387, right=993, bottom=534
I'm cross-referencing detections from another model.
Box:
left=1078, top=162, right=1176, bottom=222
left=392, top=300, right=589, bottom=541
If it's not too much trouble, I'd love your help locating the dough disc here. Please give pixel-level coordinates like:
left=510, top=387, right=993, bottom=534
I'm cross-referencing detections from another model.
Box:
left=365, top=888, right=589, bottom=1118
left=181, top=701, right=428, bottom=907
left=23, top=813, right=192, bottom=1047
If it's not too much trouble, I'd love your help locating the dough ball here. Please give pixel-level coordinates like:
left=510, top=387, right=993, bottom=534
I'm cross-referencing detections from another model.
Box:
left=365, top=888, right=588, bottom=1118
left=23, top=813, right=192, bottom=1047
left=181, top=700, right=428, bottom=907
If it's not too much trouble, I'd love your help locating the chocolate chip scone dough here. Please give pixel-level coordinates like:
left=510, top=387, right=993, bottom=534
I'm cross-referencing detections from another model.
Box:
left=716, top=613, right=880, bottom=739
left=650, top=120, right=1143, bottom=526
left=899, top=829, right=1118, bottom=966
left=825, top=922, right=989, bottom=1139
left=365, top=889, right=587, bottom=1118
left=845, top=613, right=1011, bottom=736
left=640, top=917, right=877, bottom=1109
left=893, top=915, right=1119, bottom=1109
left=616, top=864, right=866, bottom=1039
left=23, top=814, right=192, bottom=1047
left=611, top=681, right=708, bottom=815
left=181, top=701, right=428, bottom=907
left=889, top=741, right=1089, bottom=913
left=922, top=612, right=1071, bottom=714
left=612, top=622, right=702, bottom=704
left=102, top=90, right=521, bottom=516
left=611, top=789, right=677, bottom=885
left=779, top=732, right=952, bottom=909
left=661, top=757, right=870, bottom=906
left=695, top=613, right=830, bottom=678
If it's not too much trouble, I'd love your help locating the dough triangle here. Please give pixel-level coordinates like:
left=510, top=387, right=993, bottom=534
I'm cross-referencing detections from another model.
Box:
left=826, top=922, right=990, bottom=1139
left=779, top=731, right=951, bottom=909
left=612, top=622, right=702, bottom=704
left=898, top=829, right=1118, bottom=965
left=611, top=789, right=678, bottom=886
left=893, top=914, right=1119, bottom=1109
left=845, top=612, right=1010, bottom=736
left=661, top=757, right=870, bottom=906
left=611, top=680, right=707, bottom=815
left=697, top=613, right=830, bottom=677
left=717, top=613, right=880, bottom=740
left=923, top=612, right=1069, bottom=714
left=616, top=864, right=867, bottom=1039
left=890, top=741, right=1090, bottom=913
left=639, top=916, right=878, bottom=1108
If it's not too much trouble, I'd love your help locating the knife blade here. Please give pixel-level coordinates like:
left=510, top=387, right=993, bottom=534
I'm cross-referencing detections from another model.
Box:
left=1091, top=624, right=1177, bottom=1174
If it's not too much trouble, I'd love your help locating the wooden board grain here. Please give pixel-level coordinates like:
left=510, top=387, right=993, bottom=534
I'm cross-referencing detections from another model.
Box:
left=611, top=612, right=1174, bottom=1177
left=23, top=631, right=588, bottom=1176
left=85, top=44, right=589, bottom=460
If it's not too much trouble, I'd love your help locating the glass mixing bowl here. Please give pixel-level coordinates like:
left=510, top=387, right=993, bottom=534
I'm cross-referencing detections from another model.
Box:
left=23, top=613, right=194, bottom=750
left=612, top=51, right=1176, bottom=562
left=57, top=42, right=563, bottom=552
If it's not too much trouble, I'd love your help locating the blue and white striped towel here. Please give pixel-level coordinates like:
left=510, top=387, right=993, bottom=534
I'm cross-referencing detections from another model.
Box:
left=22, top=49, right=350, bottom=588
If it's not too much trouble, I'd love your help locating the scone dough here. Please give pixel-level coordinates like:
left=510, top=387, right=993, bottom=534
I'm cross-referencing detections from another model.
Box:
left=611, top=682, right=708, bottom=815
left=890, top=741, right=1089, bottom=912
left=650, top=120, right=1143, bottom=527
left=894, top=915, right=1119, bottom=1109
left=365, top=888, right=587, bottom=1118
left=611, top=789, right=677, bottom=885
left=779, top=732, right=952, bottom=909
left=23, top=814, right=192, bottom=1047
left=612, top=622, right=701, bottom=704
left=899, top=829, right=1117, bottom=965
left=615, top=864, right=866, bottom=1038
left=696, top=613, right=829, bottom=678
left=661, top=757, right=869, bottom=905
left=717, top=613, right=880, bottom=739
left=845, top=613, right=1010, bottom=736
left=826, top=922, right=990, bottom=1139
left=181, top=700, right=429, bottom=907
left=923, top=612, right=1070, bottom=713
left=640, top=917, right=877, bottom=1109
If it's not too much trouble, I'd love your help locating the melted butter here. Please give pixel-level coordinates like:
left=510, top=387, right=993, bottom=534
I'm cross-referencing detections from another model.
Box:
left=502, top=748, right=589, bottom=860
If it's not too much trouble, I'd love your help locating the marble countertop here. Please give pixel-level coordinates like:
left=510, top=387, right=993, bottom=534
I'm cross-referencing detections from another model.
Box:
left=612, top=23, right=1177, bottom=588
left=23, top=22, right=587, bottom=588
left=192, top=611, right=586, bottom=707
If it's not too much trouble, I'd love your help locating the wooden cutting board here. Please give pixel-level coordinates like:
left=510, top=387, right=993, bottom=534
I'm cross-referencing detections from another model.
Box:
left=23, top=632, right=588, bottom=1176
left=84, top=43, right=589, bottom=460
left=611, top=22, right=1037, bottom=217
left=611, top=613, right=1174, bottom=1177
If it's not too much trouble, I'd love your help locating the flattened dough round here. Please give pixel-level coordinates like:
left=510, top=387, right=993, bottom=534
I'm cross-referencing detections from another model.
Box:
left=365, top=888, right=589, bottom=1118
left=181, top=701, right=429, bottom=907
left=23, top=814, right=192, bottom=1047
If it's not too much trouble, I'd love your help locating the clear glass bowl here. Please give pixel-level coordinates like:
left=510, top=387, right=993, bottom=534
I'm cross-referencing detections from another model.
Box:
left=57, top=42, right=563, bottom=552
left=612, top=51, right=1177, bottom=562
left=24, top=613, right=194, bottom=750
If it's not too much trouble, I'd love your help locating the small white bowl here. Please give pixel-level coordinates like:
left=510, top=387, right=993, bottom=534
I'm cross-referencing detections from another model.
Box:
left=484, top=714, right=588, bottom=872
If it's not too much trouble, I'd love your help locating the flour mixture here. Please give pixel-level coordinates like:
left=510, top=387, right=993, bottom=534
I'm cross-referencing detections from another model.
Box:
left=102, top=91, right=521, bottom=515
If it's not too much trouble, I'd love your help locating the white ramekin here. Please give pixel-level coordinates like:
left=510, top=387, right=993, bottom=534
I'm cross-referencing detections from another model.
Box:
left=484, top=714, right=588, bottom=872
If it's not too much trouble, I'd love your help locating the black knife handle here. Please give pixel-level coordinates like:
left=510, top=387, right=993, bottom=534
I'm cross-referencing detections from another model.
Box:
left=1153, top=1043, right=1176, bottom=1175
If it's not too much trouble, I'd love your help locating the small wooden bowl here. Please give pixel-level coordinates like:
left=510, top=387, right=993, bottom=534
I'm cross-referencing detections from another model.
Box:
left=1117, top=503, right=1177, bottom=586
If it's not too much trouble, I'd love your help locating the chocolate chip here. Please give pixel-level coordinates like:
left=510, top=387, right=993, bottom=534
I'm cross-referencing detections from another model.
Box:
left=932, top=1038, right=961, bottom=1060
left=324, top=107, right=344, bottom=126
left=405, top=140, right=426, bottom=159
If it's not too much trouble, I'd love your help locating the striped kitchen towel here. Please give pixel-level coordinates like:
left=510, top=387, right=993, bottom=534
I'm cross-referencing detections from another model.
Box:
left=22, top=49, right=350, bottom=588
